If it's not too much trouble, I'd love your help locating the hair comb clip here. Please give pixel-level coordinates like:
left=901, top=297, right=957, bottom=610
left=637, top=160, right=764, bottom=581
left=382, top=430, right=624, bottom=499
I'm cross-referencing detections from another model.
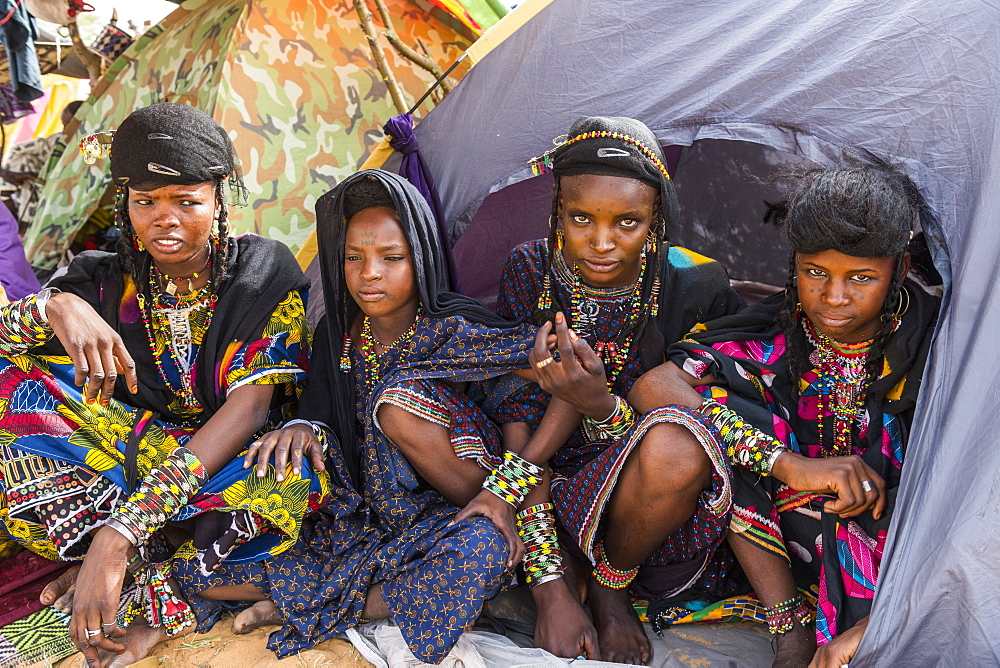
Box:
left=79, top=132, right=115, bottom=164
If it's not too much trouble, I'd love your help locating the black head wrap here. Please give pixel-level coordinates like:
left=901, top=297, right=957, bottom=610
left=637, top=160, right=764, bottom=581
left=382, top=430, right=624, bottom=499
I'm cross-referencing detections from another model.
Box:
left=109, top=102, right=246, bottom=204
left=536, top=115, right=680, bottom=240
left=301, top=169, right=519, bottom=480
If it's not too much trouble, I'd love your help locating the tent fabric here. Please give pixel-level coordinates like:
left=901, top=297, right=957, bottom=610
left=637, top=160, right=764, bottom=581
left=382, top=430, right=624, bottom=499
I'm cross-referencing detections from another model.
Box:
left=406, top=1, right=1000, bottom=664
left=21, top=0, right=478, bottom=271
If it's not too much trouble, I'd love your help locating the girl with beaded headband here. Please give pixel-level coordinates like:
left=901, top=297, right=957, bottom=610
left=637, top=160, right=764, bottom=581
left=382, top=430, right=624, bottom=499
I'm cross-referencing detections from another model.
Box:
left=169, top=170, right=587, bottom=665
left=0, top=102, right=328, bottom=667
left=468, top=115, right=743, bottom=664
left=649, top=165, right=939, bottom=667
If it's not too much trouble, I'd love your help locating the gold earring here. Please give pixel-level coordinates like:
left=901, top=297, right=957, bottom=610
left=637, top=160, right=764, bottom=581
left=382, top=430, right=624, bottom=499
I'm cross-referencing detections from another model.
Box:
left=555, top=229, right=565, bottom=251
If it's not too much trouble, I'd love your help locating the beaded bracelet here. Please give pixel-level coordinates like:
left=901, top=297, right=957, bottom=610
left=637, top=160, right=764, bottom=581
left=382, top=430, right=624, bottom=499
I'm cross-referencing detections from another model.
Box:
left=582, top=395, right=638, bottom=442
left=698, top=398, right=786, bottom=475
left=110, top=446, right=208, bottom=546
left=0, top=289, right=57, bottom=356
left=516, top=502, right=564, bottom=587
left=482, top=451, right=544, bottom=508
left=763, top=595, right=812, bottom=635
left=592, top=540, right=638, bottom=590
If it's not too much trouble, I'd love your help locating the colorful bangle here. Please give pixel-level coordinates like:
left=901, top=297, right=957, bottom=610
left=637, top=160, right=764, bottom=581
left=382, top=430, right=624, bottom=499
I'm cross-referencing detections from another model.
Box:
left=482, top=451, right=544, bottom=508
left=0, top=290, right=55, bottom=355
left=582, top=395, right=638, bottom=442
left=516, top=502, right=563, bottom=587
left=763, top=595, right=812, bottom=635
left=698, top=398, right=786, bottom=475
left=111, top=447, right=208, bottom=546
left=592, top=540, right=638, bottom=590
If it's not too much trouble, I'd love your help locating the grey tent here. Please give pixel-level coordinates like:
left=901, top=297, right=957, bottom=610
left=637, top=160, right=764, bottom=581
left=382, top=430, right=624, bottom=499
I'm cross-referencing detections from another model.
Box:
left=304, top=0, right=999, bottom=664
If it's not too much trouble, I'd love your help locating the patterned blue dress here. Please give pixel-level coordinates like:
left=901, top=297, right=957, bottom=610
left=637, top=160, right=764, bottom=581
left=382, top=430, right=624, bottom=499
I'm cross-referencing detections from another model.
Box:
left=175, top=314, right=536, bottom=664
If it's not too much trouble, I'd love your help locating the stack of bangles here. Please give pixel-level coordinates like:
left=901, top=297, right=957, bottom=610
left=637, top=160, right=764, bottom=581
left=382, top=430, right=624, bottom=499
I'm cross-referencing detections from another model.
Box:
left=763, top=595, right=812, bottom=635
left=106, top=446, right=208, bottom=636
left=698, top=398, right=786, bottom=475
left=582, top=394, right=637, bottom=442
left=482, top=450, right=544, bottom=508
left=0, top=288, right=58, bottom=356
left=516, top=502, right=563, bottom=586
left=592, top=540, right=638, bottom=590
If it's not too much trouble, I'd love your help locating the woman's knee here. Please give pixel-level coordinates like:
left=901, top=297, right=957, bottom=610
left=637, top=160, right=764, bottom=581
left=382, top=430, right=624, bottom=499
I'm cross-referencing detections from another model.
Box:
left=635, top=421, right=712, bottom=490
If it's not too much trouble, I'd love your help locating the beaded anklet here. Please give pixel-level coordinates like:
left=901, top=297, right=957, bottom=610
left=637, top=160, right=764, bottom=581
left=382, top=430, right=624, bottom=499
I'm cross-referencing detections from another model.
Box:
left=592, top=540, right=638, bottom=590
left=108, top=447, right=208, bottom=546
left=582, top=394, right=638, bottom=442
left=698, top=399, right=786, bottom=475
left=482, top=451, right=544, bottom=508
left=763, top=595, right=812, bottom=635
left=516, top=503, right=563, bottom=587
left=0, top=289, right=58, bottom=356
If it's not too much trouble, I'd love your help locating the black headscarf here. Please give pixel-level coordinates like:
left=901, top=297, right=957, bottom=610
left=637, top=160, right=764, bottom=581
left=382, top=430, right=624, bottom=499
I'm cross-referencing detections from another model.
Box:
left=543, top=115, right=680, bottom=241
left=301, top=170, right=521, bottom=481
left=109, top=102, right=247, bottom=204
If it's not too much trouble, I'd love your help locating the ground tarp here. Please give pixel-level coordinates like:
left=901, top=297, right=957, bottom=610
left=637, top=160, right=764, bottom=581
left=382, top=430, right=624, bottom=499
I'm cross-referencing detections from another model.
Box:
left=407, top=0, right=1000, bottom=664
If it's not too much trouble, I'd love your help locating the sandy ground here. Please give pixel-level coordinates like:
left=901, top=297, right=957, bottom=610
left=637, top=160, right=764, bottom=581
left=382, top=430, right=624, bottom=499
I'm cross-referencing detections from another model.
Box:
left=54, top=622, right=374, bottom=668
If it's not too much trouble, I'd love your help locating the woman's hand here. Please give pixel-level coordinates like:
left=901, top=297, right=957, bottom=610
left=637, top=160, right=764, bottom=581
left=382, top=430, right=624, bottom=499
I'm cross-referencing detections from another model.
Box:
left=533, top=579, right=601, bottom=660
left=771, top=452, right=887, bottom=519
left=809, top=615, right=868, bottom=668
left=528, top=312, right=615, bottom=421
left=70, top=527, right=129, bottom=667
left=46, top=292, right=138, bottom=405
left=242, top=423, right=325, bottom=482
left=452, top=488, right=523, bottom=568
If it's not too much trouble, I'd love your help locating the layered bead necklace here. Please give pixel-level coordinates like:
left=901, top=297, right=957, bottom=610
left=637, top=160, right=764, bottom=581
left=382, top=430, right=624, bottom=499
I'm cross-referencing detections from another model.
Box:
left=340, top=308, right=423, bottom=392
left=139, top=261, right=215, bottom=411
left=801, top=317, right=873, bottom=457
left=553, top=248, right=654, bottom=389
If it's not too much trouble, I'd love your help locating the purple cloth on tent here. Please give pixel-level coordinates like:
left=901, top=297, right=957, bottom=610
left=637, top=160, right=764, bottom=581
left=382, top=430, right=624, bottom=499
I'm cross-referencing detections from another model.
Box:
left=384, top=113, right=459, bottom=291
left=0, top=204, right=40, bottom=299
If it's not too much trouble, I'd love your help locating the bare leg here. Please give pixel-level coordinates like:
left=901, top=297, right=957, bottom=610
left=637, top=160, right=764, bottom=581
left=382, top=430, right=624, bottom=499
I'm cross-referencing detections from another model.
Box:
left=361, top=584, right=390, bottom=621
left=101, top=578, right=193, bottom=667
left=592, top=421, right=713, bottom=665
left=378, top=404, right=487, bottom=506
left=198, top=583, right=283, bottom=634
left=728, top=534, right=815, bottom=667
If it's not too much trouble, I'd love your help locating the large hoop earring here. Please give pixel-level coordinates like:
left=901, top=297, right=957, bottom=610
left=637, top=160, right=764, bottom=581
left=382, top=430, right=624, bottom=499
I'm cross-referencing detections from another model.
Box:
left=646, top=230, right=656, bottom=253
left=893, top=287, right=910, bottom=318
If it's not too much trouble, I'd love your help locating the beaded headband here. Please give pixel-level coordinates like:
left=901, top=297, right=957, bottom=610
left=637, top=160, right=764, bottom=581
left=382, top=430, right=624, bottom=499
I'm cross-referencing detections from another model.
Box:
left=528, top=130, right=672, bottom=182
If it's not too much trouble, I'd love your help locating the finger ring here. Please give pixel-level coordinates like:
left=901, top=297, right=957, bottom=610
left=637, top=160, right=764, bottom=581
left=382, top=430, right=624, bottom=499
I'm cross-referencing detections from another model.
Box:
left=534, top=356, right=555, bottom=369
left=85, top=628, right=102, bottom=638
left=102, top=622, right=116, bottom=629
left=861, top=480, right=873, bottom=492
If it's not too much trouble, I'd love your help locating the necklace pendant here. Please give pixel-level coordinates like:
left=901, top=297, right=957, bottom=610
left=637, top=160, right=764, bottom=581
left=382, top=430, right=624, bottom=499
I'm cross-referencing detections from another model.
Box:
left=165, top=280, right=178, bottom=297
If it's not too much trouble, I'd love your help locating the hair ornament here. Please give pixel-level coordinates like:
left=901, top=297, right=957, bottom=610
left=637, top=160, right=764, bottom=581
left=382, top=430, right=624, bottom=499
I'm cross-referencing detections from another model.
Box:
left=528, top=130, right=672, bottom=182
left=79, top=132, right=115, bottom=164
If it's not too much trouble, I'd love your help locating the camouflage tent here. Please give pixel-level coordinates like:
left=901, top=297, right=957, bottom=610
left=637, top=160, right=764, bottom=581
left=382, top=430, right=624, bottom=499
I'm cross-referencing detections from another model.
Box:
left=22, top=0, right=498, bottom=270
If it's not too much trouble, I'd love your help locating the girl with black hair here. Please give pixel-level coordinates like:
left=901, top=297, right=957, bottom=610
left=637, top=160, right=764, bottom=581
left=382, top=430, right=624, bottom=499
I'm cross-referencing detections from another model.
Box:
left=0, top=102, right=324, bottom=667
left=474, top=116, right=743, bottom=664
left=647, top=166, right=939, bottom=667
left=173, top=170, right=581, bottom=665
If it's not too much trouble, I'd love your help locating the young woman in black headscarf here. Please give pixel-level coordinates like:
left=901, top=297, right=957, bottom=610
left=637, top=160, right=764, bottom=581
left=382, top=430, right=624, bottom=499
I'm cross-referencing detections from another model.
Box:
left=172, top=170, right=582, bottom=664
left=0, top=102, right=325, bottom=667
left=646, top=166, right=939, bottom=667
left=469, top=116, right=744, bottom=664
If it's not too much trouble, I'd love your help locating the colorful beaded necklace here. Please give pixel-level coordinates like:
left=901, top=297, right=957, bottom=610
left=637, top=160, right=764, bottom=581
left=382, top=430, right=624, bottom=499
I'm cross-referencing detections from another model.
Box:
left=139, top=264, right=216, bottom=411
left=340, top=308, right=423, bottom=392
left=802, top=317, right=873, bottom=457
left=566, top=249, right=649, bottom=389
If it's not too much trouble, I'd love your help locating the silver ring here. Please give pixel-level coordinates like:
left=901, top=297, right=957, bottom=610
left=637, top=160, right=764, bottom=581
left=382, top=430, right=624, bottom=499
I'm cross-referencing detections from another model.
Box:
left=102, top=622, right=116, bottom=629
left=85, top=628, right=102, bottom=638
left=861, top=480, right=874, bottom=493
left=534, top=356, right=555, bottom=369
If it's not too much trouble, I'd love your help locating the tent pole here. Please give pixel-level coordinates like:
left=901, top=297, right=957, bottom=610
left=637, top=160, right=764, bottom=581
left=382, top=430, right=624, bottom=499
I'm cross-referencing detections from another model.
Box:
left=353, top=0, right=408, bottom=115
left=408, top=54, right=466, bottom=115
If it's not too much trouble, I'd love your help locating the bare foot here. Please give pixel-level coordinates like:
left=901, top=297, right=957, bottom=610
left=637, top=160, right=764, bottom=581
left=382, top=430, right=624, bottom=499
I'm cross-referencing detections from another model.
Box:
left=588, top=579, right=650, bottom=665
left=233, top=599, right=283, bottom=634
left=98, top=618, right=179, bottom=668
left=40, top=564, right=80, bottom=611
left=773, top=623, right=816, bottom=668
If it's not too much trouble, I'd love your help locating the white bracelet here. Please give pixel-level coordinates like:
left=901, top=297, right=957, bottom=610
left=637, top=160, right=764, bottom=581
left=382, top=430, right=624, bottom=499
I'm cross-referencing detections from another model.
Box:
left=283, top=419, right=329, bottom=453
left=34, top=287, right=61, bottom=324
